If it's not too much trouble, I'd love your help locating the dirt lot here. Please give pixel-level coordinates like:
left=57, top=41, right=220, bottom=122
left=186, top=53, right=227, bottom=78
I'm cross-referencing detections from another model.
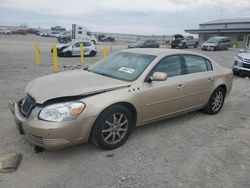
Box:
left=0, top=35, right=250, bottom=188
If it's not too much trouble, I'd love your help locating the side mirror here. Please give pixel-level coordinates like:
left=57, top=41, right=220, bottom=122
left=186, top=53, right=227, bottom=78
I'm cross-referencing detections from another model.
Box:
left=239, top=49, right=245, bottom=53
left=146, top=72, right=167, bottom=83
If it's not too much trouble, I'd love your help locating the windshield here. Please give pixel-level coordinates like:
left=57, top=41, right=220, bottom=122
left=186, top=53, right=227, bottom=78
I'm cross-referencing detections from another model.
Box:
left=207, top=37, right=220, bottom=43
left=134, top=40, right=145, bottom=45
left=245, top=48, right=250, bottom=53
left=88, top=52, right=156, bottom=81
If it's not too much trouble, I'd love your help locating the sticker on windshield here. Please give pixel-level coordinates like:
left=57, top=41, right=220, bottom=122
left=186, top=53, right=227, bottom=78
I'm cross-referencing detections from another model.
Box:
left=118, top=67, right=135, bottom=74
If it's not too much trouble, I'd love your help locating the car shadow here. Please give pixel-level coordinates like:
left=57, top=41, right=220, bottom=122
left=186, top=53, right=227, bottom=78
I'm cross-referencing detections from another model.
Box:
left=37, top=110, right=200, bottom=157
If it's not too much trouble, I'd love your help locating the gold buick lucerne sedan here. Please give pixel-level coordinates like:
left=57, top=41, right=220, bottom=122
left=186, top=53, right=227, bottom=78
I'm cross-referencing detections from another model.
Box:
left=9, top=49, right=233, bottom=150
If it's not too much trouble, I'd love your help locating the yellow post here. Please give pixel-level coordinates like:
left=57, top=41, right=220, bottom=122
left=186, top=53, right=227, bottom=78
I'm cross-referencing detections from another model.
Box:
left=52, top=44, right=59, bottom=73
left=80, top=43, right=84, bottom=64
left=34, top=44, right=40, bottom=65
left=104, top=47, right=108, bottom=58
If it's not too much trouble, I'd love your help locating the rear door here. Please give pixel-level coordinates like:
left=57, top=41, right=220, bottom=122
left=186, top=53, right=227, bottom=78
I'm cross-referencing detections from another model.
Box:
left=180, top=55, right=214, bottom=108
left=83, top=41, right=92, bottom=55
left=72, top=42, right=81, bottom=56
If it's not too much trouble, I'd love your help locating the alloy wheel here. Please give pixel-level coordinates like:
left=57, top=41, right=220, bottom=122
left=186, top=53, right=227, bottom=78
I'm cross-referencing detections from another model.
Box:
left=212, top=91, right=224, bottom=112
left=102, top=113, right=128, bottom=145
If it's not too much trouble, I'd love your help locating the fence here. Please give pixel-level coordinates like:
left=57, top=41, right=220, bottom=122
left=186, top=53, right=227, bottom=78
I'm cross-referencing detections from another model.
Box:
left=93, top=32, right=172, bottom=45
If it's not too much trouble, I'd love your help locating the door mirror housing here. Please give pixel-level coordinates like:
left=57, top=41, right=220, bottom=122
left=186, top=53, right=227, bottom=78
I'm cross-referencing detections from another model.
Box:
left=151, top=72, right=167, bottom=82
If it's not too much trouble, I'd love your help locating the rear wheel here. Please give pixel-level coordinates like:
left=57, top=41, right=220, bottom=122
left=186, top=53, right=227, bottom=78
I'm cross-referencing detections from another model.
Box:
left=91, top=105, right=133, bottom=150
left=91, top=40, right=96, bottom=45
left=202, top=87, right=226, bottom=115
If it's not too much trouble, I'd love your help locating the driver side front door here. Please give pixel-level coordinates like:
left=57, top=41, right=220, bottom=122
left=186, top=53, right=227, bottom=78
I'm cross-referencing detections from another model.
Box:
left=141, top=55, right=188, bottom=123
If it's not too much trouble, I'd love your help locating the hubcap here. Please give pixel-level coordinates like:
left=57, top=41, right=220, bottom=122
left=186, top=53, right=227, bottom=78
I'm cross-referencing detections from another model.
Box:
left=212, top=91, right=223, bottom=112
left=102, top=113, right=128, bottom=144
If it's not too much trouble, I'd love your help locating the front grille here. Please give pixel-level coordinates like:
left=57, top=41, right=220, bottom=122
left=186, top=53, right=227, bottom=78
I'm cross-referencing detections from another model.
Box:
left=18, top=95, right=36, bottom=118
left=243, top=58, right=250, bottom=64
left=243, top=63, right=250, bottom=69
left=26, top=133, right=70, bottom=146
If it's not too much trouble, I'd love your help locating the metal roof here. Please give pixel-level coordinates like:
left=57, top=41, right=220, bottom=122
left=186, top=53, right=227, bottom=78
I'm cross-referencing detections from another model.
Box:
left=200, top=18, right=250, bottom=25
left=185, top=28, right=250, bottom=34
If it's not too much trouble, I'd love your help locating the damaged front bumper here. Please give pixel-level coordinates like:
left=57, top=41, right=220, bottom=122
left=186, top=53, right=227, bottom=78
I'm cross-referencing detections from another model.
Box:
left=8, top=100, right=96, bottom=150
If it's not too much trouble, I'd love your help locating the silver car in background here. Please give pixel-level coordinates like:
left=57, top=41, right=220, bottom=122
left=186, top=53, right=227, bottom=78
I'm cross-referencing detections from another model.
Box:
left=233, top=47, right=250, bottom=78
left=201, top=37, right=231, bottom=51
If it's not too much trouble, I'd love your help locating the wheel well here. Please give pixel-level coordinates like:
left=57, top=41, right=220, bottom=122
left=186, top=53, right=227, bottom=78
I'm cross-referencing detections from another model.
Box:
left=115, top=102, right=137, bottom=126
left=88, top=102, right=137, bottom=142
left=218, top=84, right=227, bottom=95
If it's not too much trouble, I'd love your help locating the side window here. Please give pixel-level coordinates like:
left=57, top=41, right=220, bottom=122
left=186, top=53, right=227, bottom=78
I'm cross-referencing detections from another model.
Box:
left=83, top=42, right=91, bottom=46
left=151, top=56, right=182, bottom=78
left=184, top=55, right=208, bottom=74
left=205, top=59, right=213, bottom=71
left=74, top=42, right=80, bottom=48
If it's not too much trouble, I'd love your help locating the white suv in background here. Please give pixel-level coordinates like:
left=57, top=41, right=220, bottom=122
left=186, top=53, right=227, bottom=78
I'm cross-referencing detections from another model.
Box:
left=59, top=40, right=97, bottom=57
left=233, top=47, right=250, bottom=78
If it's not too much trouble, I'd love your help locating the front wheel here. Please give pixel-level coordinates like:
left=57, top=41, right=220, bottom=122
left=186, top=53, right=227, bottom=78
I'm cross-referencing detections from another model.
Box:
left=202, top=87, right=225, bottom=115
left=89, top=51, right=96, bottom=57
left=181, top=43, right=186, bottom=49
left=194, top=42, right=198, bottom=48
left=65, top=51, right=72, bottom=57
left=91, top=105, right=134, bottom=150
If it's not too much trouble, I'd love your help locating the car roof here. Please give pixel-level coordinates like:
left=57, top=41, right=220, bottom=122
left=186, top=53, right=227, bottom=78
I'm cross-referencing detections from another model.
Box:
left=121, top=48, right=204, bottom=57
left=211, top=36, right=229, bottom=39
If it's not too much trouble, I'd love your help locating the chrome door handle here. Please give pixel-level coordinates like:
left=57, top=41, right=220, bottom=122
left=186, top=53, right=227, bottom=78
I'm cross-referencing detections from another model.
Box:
left=177, top=84, right=185, bottom=89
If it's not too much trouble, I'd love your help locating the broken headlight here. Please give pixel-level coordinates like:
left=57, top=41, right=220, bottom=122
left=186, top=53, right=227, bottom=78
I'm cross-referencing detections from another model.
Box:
left=39, top=102, right=85, bottom=122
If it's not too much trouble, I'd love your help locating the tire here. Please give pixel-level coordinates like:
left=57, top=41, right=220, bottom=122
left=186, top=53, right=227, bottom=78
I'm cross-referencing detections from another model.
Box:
left=181, top=43, right=186, bottom=49
left=233, top=69, right=239, bottom=76
left=91, top=105, right=134, bottom=150
left=194, top=42, right=198, bottom=48
left=65, top=51, right=72, bottom=57
left=89, top=51, right=96, bottom=57
left=91, top=40, right=96, bottom=45
left=202, top=87, right=226, bottom=115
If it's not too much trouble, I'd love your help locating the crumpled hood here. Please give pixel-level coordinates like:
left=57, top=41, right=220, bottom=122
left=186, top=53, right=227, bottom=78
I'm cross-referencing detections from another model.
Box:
left=202, top=42, right=217, bottom=47
left=238, top=53, right=250, bottom=59
left=25, top=70, right=130, bottom=104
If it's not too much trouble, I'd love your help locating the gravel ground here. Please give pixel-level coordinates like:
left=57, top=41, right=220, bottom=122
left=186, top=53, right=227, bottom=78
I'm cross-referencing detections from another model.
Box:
left=0, top=35, right=250, bottom=188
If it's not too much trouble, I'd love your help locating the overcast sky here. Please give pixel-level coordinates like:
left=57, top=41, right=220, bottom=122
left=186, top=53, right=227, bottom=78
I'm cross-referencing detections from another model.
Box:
left=0, top=0, right=250, bottom=35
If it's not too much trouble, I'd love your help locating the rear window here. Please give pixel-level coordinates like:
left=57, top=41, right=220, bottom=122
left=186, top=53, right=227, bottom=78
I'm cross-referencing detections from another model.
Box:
left=184, top=55, right=212, bottom=74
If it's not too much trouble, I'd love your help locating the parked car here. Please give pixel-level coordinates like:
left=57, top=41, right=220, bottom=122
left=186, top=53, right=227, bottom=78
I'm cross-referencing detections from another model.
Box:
left=50, top=31, right=61, bottom=38
left=128, top=39, right=159, bottom=48
left=53, top=40, right=97, bottom=57
left=0, top=28, right=11, bottom=35
left=97, top=34, right=106, bottom=41
left=11, top=29, right=28, bottom=35
left=39, top=32, right=51, bottom=37
left=171, top=34, right=198, bottom=49
left=27, top=28, right=39, bottom=35
left=9, top=49, right=233, bottom=150
left=57, top=31, right=72, bottom=43
left=99, top=36, right=115, bottom=42
left=201, top=37, right=231, bottom=51
left=232, top=47, right=250, bottom=78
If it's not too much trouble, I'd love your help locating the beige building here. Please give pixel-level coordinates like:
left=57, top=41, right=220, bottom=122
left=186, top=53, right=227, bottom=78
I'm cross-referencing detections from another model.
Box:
left=185, top=18, right=250, bottom=48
